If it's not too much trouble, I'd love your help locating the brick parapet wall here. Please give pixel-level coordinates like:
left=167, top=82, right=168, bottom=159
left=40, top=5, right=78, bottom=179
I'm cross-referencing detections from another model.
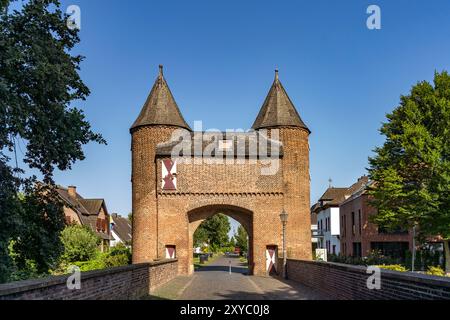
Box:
left=284, top=259, right=450, bottom=300
left=0, top=259, right=178, bottom=300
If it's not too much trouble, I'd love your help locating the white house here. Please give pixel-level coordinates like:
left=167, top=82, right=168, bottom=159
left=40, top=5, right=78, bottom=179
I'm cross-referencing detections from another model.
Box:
left=110, top=213, right=132, bottom=247
left=312, top=177, right=369, bottom=256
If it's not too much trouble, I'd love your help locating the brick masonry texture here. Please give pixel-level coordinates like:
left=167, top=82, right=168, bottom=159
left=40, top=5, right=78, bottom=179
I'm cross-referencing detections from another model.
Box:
left=131, top=126, right=312, bottom=276
left=284, top=259, right=450, bottom=300
left=0, top=259, right=178, bottom=300
left=340, top=193, right=413, bottom=256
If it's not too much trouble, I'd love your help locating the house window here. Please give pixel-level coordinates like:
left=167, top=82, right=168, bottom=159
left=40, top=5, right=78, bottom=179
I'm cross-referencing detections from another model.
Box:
left=332, top=245, right=336, bottom=255
left=353, top=242, right=362, bottom=257
left=358, top=210, right=362, bottom=235
left=344, top=215, right=347, bottom=236
left=371, top=242, right=409, bottom=259
left=218, top=140, right=233, bottom=151
left=351, top=212, right=355, bottom=235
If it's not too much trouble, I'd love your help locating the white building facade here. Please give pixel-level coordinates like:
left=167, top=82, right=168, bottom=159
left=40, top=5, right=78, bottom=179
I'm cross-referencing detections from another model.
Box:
left=316, top=207, right=341, bottom=255
left=312, top=177, right=369, bottom=258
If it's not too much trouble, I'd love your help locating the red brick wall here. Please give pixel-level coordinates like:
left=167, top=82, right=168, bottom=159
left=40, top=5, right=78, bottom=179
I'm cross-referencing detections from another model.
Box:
left=340, top=194, right=413, bottom=257
left=131, top=126, right=312, bottom=276
left=0, top=260, right=178, bottom=300
left=285, top=259, right=450, bottom=300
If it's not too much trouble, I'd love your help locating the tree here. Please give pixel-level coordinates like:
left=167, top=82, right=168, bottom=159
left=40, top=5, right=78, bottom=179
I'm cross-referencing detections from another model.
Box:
left=11, top=184, right=66, bottom=274
left=0, top=0, right=104, bottom=282
left=60, top=225, right=100, bottom=263
left=368, top=71, right=450, bottom=273
left=234, top=225, right=248, bottom=254
left=193, top=214, right=230, bottom=251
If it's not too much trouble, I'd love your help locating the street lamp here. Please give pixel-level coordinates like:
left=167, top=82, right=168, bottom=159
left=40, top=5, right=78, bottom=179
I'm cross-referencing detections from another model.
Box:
left=280, top=209, right=289, bottom=279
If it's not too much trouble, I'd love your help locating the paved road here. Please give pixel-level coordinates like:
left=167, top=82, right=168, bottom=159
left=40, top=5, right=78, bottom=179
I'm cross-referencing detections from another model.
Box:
left=157, top=255, right=327, bottom=300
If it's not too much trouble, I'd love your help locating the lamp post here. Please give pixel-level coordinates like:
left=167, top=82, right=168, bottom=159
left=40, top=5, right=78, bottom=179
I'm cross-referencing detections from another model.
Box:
left=280, top=209, right=289, bottom=279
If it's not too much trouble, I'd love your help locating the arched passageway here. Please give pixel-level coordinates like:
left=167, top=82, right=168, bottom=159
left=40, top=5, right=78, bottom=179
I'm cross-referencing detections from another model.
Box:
left=187, top=205, right=254, bottom=275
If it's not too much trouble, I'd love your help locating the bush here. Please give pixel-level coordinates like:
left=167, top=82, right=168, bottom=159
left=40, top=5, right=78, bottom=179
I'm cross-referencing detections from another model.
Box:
left=72, top=244, right=131, bottom=272
left=104, top=244, right=131, bottom=267
left=74, top=255, right=106, bottom=272
left=60, top=225, right=100, bottom=263
left=376, top=264, right=408, bottom=272
left=426, top=266, right=446, bottom=277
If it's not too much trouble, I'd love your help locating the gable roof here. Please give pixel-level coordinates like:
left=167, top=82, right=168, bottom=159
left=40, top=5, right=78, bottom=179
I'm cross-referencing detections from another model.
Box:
left=56, top=186, right=111, bottom=240
left=312, top=176, right=370, bottom=213
left=252, top=70, right=310, bottom=132
left=130, top=65, right=191, bottom=132
left=78, top=199, right=104, bottom=216
left=111, top=214, right=132, bottom=244
left=319, top=188, right=348, bottom=202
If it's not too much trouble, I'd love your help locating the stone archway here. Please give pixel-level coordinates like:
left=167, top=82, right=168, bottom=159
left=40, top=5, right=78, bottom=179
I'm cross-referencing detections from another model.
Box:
left=187, top=204, right=254, bottom=275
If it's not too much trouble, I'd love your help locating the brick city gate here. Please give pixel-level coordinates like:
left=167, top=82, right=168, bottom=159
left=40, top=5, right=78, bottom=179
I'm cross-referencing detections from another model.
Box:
left=130, top=66, right=312, bottom=276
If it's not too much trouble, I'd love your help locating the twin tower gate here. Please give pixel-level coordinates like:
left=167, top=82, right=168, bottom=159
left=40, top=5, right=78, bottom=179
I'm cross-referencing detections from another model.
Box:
left=131, top=66, right=312, bottom=276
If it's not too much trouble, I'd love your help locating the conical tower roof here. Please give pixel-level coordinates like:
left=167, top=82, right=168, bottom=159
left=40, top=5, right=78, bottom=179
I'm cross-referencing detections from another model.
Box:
left=131, top=66, right=191, bottom=132
left=252, top=70, right=310, bottom=132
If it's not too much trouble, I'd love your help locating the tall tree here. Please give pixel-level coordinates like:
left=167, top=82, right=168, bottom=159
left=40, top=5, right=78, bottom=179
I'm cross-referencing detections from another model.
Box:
left=0, top=0, right=104, bottom=282
left=234, top=225, right=248, bottom=254
left=193, top=214, right=230, bottom=251
left=368, top=71, right=450, bottom=273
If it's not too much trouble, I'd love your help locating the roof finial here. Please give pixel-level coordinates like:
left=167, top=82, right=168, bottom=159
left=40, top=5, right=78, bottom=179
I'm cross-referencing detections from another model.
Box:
left=328, top=178, right=333, bottom=188
left=159, top=65, right=164, bottom=78
left=275, top=68, right=279, bottom=81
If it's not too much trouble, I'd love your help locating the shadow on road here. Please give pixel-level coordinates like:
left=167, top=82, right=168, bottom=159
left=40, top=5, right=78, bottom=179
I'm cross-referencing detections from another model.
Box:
left=195, top=265, right=249, bottom=274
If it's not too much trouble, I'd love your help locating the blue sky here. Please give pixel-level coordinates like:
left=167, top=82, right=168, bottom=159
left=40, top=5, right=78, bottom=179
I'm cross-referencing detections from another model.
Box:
left=10, top=1, right=450, bottom=233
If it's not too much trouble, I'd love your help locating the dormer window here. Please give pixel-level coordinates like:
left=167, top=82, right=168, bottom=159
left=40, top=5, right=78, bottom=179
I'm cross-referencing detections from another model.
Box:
left=218, top=140, right=233, bottom=151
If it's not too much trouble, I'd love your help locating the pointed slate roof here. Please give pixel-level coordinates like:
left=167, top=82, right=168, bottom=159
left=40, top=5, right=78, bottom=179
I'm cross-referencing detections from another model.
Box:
left=252, top=70, right=310, bottom=132
left=131, top=66, right=191, bottom=131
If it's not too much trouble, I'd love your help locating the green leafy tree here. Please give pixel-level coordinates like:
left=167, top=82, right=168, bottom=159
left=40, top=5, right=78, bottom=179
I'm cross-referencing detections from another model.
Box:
left=234, top=225, right=248, bottom=254
left=60, top=225, right=100, bottom=263
left=368, top=71, right=450, bottom=273
left=193, top=225, right=209, bottom=248
left=0, top=0, right=104, bottom=282
left=229, top=236, right=236, bottom=248
left=193, top=214, right=230, bottom=252
left=0, top=160, right=22, bottom=282
left=11, top=184, right=66, bottom=274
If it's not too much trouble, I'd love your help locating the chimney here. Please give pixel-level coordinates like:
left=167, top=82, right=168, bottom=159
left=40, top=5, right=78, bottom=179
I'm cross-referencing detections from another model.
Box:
left=68, top=186, right=77, bottom=198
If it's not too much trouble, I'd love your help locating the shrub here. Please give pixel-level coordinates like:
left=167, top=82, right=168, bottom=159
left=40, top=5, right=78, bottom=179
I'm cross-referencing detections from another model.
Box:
left=74, top=254, right=107, bottom=272
left=364, top=250, right=400, bottom=266
left=60, top=225, right=100, bottom=263
left=71, top=244, right=131, bottom=272
left=377, top=264, right=408, bottom=272
left=104, top=244, right=131, bottom=268
left=426, top=266, right=446, bottom=277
